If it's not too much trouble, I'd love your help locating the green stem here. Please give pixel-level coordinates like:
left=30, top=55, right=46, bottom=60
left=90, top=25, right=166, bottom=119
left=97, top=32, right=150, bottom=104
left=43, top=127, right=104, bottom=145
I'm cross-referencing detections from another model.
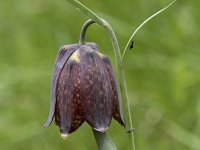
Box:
left=66, top=0, right=104, bottom=25
left=102, top=20, right=135, bottom=150
left=79, top=19, right=119, bottom=150
left=93, top=129, right=117, bottom=150
left=80, top=18, right=136, bottom=150
left=67, top=0, right=135, bottom=150
left=79, top=19, right=95, bottom=44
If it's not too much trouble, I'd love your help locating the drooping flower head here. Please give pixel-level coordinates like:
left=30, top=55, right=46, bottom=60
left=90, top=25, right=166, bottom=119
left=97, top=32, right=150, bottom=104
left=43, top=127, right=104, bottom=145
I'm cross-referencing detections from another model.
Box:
left=43, top=42, right=125, bottom=138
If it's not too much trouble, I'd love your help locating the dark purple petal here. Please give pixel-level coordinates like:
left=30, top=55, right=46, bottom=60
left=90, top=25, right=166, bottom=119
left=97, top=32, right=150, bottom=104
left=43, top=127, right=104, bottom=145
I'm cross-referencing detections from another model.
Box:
left=43, top=44, right=78, bottom=128
left=80, top=45, right=113, bottom=132
left=55, top=49, right=85, bottom=134
left=100, top=56, right=125, bottom=126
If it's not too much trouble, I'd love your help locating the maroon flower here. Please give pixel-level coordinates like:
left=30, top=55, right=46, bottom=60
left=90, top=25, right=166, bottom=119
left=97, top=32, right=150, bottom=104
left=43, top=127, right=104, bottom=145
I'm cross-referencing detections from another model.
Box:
left=43, top=42, right=125, bottom=139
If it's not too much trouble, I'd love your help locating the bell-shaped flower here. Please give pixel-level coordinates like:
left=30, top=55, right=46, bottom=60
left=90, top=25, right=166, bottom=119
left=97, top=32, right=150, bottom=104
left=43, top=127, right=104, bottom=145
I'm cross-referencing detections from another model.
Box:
left=43, top=42, right=125, bottom=138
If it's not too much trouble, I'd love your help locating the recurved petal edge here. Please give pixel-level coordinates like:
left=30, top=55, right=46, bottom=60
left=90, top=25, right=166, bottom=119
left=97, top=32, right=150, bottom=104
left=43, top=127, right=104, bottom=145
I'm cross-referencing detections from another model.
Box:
left=100, top=53, right=126, bottom=126
left=55, top=49, right=85, bottom=134
left=42, top=44, right=78, bottom=128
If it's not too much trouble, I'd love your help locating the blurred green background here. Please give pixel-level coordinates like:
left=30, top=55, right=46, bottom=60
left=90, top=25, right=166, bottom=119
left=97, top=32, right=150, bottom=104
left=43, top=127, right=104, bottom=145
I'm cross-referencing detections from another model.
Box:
left=0, top=0, right=200, bottom=149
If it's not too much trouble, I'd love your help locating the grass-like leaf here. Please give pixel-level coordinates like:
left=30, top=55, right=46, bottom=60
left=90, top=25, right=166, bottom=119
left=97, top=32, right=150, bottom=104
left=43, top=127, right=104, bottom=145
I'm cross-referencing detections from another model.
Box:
left=122, top=0, right=176, bottom=61
left=66, top=0, right=104, bottom=25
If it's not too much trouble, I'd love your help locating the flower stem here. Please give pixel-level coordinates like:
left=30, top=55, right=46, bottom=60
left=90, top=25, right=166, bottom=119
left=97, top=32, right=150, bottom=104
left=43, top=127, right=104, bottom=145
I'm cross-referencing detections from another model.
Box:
left=102, top=19, right=136, bottom=150
left=79, top=18, right=135, bottom=150
left=79, top=19, right=95, bottom=44
left=79, top=19, right=120, bottom=150
left=66, top=0, right=104, bottom=25
left=68, top=0, right=135, bottom=149
left=92, top=129, right=117, bottom=150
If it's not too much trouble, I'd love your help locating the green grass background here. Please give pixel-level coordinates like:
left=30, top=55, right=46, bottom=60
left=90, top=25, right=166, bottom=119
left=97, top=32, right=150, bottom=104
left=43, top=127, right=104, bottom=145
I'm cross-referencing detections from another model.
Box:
left=0, top=0, right=200, bottom=149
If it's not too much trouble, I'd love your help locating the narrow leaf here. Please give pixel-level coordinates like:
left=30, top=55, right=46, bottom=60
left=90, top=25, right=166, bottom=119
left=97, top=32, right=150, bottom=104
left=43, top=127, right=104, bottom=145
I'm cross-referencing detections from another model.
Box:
left=66, top=0, right=104, bottom=25
left=122, top=0, right=176, bottom=61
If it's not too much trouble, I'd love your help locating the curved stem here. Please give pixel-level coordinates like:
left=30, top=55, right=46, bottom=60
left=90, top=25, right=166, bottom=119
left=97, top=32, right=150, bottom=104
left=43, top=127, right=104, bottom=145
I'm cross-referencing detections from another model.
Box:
left=79, top=19, right=120, bottom=150
left=67, top=0, right=135, bottom=149
left=102, top=19, right=136, bottom=150
left=66, top=0, right=104, bottom=25
left=79, top=19, right=135, bottom=150
left=66, top=0, right=176, bottom=149
left=79, top=19, right=95, bottom=44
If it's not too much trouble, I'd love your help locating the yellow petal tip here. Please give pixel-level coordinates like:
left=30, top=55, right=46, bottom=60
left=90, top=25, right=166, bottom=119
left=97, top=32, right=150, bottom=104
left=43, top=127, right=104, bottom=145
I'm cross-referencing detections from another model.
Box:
left=69, top=49, right=80, bottom=63
left=61, top=133, right=68, bottom=140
